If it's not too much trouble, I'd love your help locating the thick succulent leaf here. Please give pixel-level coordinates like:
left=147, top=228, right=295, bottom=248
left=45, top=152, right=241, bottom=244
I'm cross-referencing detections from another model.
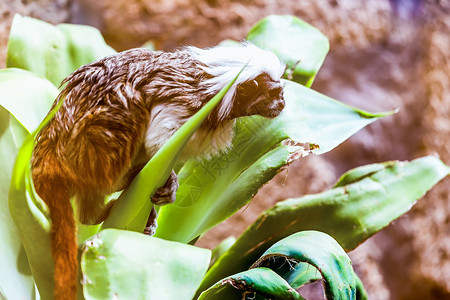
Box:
left=101, top=66, right=245, bottom=232
left=333, top=162, right=392, bottom=187
left=155, top=142, right=291, bottom=243
left=81, top=229, right=211, bottom=300
left=198, top=156, right=449, bottom=293
left=0, top=68, right=58, bottom=132
left=0, top=108, right=35, bottom=300
left=251, top=231, right=367, bottom=299
left=6, top=14, right=115, bottom=86
left=8, top=98, right=66, bottom=299
left=1, top=69, right=58, bottom=300
left=210, top=237, right=237, bottom=267
left=155, top=79, right=390, bottom=243
left=281, top=262, right=321, bottom=289
left=247, top=15, right=329, bottom=87
left=276, top=80, right=392, bottom=155
left=198, top=268, right=304, bottom=300
left=9, top=133, right=54, bottom=299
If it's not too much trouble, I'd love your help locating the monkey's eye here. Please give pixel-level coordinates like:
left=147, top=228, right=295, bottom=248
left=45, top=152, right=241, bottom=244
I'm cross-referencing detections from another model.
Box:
left=238, top=79, right=259, bottom=95
left=246, top=79, right=259, bottom=93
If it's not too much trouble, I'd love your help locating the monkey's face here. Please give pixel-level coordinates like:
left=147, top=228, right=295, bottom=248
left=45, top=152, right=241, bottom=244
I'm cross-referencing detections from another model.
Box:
left=234, top=73, right=285, bottom=119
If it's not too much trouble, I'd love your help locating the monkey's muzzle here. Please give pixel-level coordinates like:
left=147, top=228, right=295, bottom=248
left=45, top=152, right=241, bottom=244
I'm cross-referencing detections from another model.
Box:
left=247, top=93, right=285, bottom=118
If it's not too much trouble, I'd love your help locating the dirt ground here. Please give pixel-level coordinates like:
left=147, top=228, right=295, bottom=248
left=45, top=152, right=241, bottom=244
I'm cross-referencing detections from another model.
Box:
left=1, top=0, right=449, bottom=299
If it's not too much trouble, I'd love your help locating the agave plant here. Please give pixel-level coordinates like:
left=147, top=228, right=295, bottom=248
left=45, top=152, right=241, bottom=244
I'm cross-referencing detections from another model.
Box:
left=1, top=14, right=448, bottom=300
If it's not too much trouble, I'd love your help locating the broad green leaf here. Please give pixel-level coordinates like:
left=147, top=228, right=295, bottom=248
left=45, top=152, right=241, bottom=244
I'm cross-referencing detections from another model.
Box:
left=210, top=236, right=236, bottom=267
left=101, top=65, right=246, bottom=232
left=275, top=80, right=393, bottom=155
left=81, top=229, right=211, bottom=300
left=154, top=141, right=291, bottom=243
left=6, top=14, right=115, bottom=86
left=333, top=162, right=393, bottom=187
left=198, top=156, right=449, bottom=293
left=0, top=68, right=58, bottom=132
left=8, top=78, right=68, bottom=299
left=0, top=108, right=35, bottom=300
left=247, top=15, right=329, bottom=87
left=251, top=231, right=367, bottom=299
left=9, top=133, right=53, bottom=299
left=155, top=80, right=390, bottom=243
left=0, top=69, right=58, bottom=300
left=198, top=268, right=303, bottom=300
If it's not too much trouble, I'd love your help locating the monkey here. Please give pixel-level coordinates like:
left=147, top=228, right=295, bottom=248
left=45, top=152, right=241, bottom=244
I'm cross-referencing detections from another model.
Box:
left=30, top=43, right=285, bottom=299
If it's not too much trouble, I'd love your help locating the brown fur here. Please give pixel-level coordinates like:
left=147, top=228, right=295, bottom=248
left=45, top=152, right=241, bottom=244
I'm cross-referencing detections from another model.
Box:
left=31, top=47, right=284, bottom=299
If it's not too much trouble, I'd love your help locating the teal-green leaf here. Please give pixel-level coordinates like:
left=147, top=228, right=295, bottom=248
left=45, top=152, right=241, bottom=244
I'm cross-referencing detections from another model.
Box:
left=198, top=156, right=448, bottom=293
left=81, top=229, right=211, bottom=300
left=154, top=79, right=390, bottom=244
left=198, top=268, right=303, bottom=300
left=6, top=14, right=115, bottom=87
left=247, top=15, right=329, bottom=87
left=251, top=231, right=367, bottom=299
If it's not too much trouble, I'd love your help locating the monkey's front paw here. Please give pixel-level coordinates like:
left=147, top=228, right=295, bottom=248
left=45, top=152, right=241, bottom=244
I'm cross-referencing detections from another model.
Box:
left=151, top=171, right=178, bottom=205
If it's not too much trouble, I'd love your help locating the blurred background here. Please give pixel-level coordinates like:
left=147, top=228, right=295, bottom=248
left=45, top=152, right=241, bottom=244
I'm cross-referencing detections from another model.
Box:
left=1, top=0, right=449, bottom=299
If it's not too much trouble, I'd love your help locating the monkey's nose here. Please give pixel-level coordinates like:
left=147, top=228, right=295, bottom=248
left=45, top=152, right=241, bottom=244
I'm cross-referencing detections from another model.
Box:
left=275, top=98, right=285, bottom=111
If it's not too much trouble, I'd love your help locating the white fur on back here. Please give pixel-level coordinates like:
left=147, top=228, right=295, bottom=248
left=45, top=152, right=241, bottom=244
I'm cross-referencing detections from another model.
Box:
left=187, top=43, right=285, bottom=117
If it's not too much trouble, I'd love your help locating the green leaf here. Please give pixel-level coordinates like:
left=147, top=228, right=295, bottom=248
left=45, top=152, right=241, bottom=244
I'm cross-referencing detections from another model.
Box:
left=198, top=268, right=303, bottom=300
left=251, top=231, right=366, bottom=299
left=81, top=229, right=211, bottom=300
left=275, top=80, right=393, bottom=155
left=198, top=156, right=449, bottom=293
left=154, top=80, right=390, bottom=243
left=247, top=15, right=329, bottom=87
left=8, top=133, right=54, bottom=299
left=280, top=262, right=321, bottom=289
left=333, top=162, right=395, bottom=187
left=101, top=64, right=246, bottom=232
left=210, top=237, right=236, bottom=267
left=0, top=68, right=59, bottom=300
left=6, top=14, right=115, bottom=87
left=0, top=108, right=35, bottom=300
left=0, top=68, right=58, bottom=132
left=7, top=74, right=67, bottom=299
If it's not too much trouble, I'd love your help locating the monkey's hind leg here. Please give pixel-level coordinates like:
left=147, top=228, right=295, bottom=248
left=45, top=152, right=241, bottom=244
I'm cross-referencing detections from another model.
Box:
left=76, top=190, right=115, bottom=225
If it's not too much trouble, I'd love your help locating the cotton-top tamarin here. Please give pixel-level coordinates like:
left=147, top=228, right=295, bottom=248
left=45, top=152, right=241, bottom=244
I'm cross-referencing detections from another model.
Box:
left=31, top=43, right=285, bottom=299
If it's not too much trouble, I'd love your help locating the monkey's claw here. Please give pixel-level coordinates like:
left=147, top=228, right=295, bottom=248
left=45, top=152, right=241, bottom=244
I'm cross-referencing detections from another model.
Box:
left=151, top=171, right=178, bottom=205
left=144, top=207, right=158, bottom=236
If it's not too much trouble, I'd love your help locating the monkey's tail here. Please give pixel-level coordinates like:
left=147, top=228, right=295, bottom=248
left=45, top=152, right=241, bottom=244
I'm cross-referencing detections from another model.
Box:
left=33, top=171, right=78, bottom=300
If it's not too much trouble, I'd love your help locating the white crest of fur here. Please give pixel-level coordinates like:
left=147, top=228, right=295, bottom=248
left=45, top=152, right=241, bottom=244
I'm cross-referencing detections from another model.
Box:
left=187, top=43, right=285, bottom=117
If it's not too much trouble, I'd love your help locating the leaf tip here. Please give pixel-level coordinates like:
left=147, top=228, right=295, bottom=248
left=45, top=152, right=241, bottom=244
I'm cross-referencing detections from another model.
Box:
left=357, top=108, right=398, bottom=119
